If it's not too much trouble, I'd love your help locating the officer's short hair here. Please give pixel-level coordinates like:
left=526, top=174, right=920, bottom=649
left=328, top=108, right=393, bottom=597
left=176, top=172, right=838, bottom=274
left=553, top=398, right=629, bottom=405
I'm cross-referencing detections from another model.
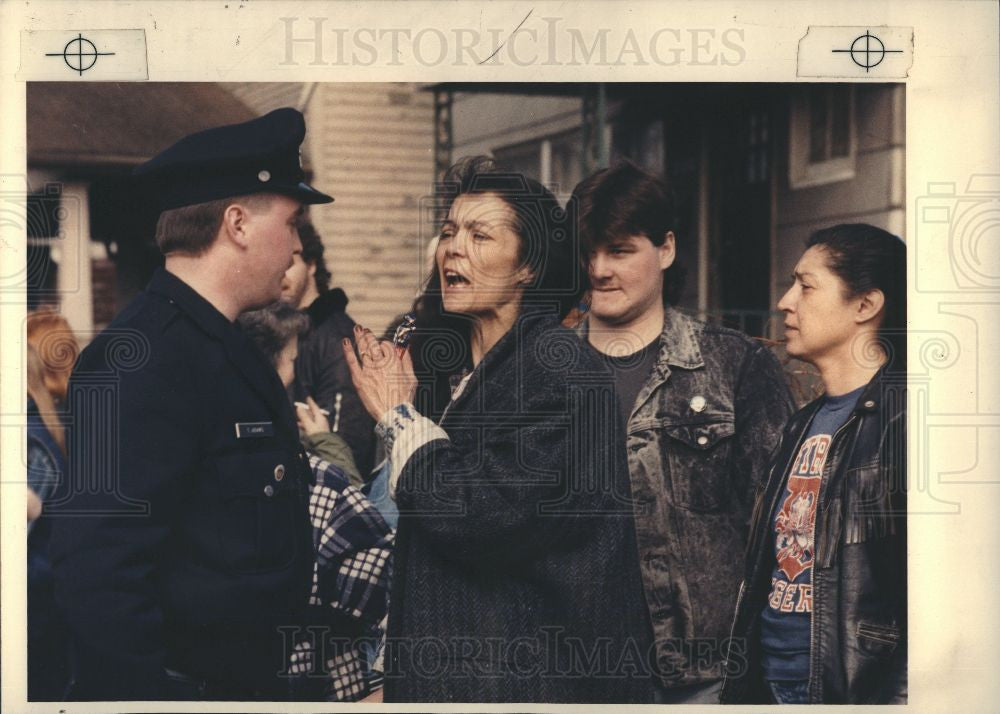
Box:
left=154, top=194, right=273, bottom=257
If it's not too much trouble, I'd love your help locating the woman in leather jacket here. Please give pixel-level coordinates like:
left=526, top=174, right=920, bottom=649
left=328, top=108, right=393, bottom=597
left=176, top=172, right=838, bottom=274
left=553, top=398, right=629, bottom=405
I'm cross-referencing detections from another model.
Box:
left=720, top=224, right=906, bottom=704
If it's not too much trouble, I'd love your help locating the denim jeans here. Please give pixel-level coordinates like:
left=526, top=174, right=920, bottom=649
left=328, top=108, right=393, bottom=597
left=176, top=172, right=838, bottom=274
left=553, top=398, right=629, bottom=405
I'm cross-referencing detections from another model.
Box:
left=769, top=679, right=810, bottom=704
left=653, top=678, right=723, bottom=704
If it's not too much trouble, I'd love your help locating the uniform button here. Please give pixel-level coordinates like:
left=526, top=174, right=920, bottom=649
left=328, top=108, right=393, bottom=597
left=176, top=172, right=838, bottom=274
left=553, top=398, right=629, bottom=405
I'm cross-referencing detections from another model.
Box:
left=274, top=464, right=285, bottom=482
left=263, top=484, right=274, bottom=497
left=864, top=400, right=875, bottom=408
left=697, top=435, right=709, bottom=446
left=690, top=395, right=706, bottom=412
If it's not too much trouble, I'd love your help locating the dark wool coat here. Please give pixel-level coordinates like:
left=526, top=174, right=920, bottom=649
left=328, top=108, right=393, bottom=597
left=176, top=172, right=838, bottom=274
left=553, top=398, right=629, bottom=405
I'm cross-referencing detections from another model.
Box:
left=384, top=311, right=656, bottom=703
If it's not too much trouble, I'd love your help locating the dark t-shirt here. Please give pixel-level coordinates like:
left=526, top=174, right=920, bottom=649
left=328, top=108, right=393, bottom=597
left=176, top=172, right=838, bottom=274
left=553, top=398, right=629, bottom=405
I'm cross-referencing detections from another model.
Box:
left=760, top=384, right=865, bottom=681
left=603, top=338, right=660, bottom=426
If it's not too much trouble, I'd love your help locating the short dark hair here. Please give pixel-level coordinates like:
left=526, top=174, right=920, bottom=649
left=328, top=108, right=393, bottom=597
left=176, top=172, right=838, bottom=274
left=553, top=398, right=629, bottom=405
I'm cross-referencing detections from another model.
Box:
left=154, top=194, right=273, bottom=256
left=806, top=223, right=906, bottom=366
left=237, top=301, right=309, bottom=369
left=296, top=218, right=331, bottom=294
left=570, top=160, right=685, bottom=304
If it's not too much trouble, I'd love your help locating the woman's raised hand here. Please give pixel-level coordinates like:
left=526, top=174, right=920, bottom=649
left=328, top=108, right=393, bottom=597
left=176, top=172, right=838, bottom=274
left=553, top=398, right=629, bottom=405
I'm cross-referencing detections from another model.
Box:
left=343, top=324, right=417, bottom=422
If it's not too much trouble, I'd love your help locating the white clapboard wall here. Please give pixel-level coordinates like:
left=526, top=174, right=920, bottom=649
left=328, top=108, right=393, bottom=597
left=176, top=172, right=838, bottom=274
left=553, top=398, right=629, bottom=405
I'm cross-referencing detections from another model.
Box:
left=306, top=83, right=435, bottom=336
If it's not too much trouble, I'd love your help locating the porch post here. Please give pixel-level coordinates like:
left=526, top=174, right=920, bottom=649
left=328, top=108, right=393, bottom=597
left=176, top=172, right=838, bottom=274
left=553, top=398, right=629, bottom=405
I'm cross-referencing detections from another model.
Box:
left=433, top=88, right=453, bottom=180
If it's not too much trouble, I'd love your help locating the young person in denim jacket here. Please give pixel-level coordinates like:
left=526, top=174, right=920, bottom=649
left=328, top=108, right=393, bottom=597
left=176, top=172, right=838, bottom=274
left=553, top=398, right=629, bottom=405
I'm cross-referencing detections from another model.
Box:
left=571, top=161, right=793, bottom=703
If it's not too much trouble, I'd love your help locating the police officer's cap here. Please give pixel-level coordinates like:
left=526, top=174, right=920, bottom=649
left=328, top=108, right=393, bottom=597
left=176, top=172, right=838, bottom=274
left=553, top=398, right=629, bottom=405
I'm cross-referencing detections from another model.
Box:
left=134, top=107, right=333, bottom=211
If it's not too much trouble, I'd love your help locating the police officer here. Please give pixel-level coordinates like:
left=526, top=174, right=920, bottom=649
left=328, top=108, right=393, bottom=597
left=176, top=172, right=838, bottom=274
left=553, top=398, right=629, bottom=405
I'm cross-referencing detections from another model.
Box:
left=49, top=108, right=333, bottom=701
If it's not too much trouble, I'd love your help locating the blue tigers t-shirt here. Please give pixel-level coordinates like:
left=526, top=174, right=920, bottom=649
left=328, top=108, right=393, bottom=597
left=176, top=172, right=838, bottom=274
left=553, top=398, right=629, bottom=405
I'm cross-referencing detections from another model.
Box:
left=759, top=385, right=865, bottom=681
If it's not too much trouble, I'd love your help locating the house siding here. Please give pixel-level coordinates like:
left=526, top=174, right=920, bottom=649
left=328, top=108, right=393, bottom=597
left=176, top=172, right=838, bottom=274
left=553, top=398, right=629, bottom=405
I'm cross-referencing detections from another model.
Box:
left=305, top=83, right=436, bottom=335
left=772, top=84, right=906, bottom=308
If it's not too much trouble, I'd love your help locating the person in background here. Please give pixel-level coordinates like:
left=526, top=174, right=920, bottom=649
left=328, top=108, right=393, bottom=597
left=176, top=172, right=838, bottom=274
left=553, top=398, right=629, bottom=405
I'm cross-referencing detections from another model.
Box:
left=26, top=310, right=80, bottom=701
left=344, top=156, right=654, bottom=703
left=238, top=301, right=392, bottom=701
left=720, top=224, right=907, bottom=704
left=238, top=300, right=363, bottom=485
left=26, top=345, right=66, bottom=527
left=26, top=308, right=78, bottom=411
left=570, top=161, right=793, bottom=703
left=281, top=219, right=375, bottom=477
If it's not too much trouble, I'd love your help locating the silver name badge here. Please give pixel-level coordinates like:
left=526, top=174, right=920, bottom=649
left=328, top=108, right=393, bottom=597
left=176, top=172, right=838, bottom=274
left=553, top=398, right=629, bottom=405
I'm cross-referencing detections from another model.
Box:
left=235, top=422, right=274, bottom=439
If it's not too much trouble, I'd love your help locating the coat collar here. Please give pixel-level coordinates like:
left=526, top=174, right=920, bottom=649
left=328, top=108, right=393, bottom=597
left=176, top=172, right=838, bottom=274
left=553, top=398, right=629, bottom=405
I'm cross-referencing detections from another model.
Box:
left=849, top=364, right=903, bottom=416
left=440, top=310, right=555, bottom=422
left=305, top=288, right=348, bottom=325
left=576, top=306, right=704, bottom=371
left=799, top=364, right=900, bottom=418
left=655, top=306, right=705, bottom=370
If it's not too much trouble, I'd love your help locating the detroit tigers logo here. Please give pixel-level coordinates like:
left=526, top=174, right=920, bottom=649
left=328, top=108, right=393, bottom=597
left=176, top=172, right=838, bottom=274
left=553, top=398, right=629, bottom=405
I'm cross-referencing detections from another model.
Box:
left=773, top=435, right=829, bottom=581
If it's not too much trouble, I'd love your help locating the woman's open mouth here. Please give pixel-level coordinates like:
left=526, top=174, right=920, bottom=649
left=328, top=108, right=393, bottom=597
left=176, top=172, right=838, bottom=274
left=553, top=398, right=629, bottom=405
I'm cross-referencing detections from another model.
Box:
left=444, top=269, right=471, bottom=287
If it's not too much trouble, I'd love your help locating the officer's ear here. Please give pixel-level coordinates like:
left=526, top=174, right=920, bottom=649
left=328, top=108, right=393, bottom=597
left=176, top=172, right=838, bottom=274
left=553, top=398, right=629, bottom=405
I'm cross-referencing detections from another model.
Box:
left=220, top=202, right=252, bottom=249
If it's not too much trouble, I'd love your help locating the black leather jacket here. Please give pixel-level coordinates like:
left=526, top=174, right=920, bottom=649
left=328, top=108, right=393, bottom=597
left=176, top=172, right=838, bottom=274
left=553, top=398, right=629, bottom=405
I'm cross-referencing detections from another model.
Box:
left=720, top=366, right=907, bottom=704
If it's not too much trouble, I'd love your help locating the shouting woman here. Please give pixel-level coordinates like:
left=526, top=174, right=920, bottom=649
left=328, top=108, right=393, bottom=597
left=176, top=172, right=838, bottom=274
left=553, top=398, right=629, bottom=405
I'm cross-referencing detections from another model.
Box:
left=344, top=157, right=654, bottom=703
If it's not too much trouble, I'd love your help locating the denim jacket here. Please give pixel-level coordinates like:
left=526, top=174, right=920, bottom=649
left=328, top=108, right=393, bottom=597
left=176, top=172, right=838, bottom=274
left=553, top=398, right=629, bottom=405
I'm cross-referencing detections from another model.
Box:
left=578, top=307, right=793, bottom=687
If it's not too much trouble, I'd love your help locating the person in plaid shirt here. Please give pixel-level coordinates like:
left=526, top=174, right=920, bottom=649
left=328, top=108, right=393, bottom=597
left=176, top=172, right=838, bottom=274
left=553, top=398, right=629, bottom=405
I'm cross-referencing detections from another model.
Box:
left=239, top=302, right=393, bottom=701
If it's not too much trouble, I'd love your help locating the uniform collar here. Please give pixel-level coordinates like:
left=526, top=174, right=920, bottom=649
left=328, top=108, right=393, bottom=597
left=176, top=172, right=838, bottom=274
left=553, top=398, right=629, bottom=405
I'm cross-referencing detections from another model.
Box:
left=146, top=266, right=235, bottom=337
left=146, top=267, right=296, bottom=430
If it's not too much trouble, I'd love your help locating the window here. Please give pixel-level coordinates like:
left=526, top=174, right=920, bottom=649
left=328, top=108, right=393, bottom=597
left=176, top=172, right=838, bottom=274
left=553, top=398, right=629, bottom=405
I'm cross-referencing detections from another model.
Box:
left=493, top=130, right=583, bottom=199
left=26, top=186, right=63, bottom=310
left=789, top=85, right=856, bottom=188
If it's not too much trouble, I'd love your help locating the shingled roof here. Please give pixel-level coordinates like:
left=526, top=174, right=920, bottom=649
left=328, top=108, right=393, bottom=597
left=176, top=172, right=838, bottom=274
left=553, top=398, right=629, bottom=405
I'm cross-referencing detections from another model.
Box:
left=27, top=82, right=257, bottom=167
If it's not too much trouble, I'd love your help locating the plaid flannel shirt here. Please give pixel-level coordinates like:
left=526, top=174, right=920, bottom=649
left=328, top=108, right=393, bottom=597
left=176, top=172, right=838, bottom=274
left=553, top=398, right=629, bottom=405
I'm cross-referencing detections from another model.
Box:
left=288, top=453, right=393, bottom=701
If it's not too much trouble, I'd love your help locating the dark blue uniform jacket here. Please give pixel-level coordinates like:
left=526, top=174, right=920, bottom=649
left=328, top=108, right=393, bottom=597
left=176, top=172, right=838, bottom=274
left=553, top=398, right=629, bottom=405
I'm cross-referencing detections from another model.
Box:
left=50, top=268, right=313, bottom=700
